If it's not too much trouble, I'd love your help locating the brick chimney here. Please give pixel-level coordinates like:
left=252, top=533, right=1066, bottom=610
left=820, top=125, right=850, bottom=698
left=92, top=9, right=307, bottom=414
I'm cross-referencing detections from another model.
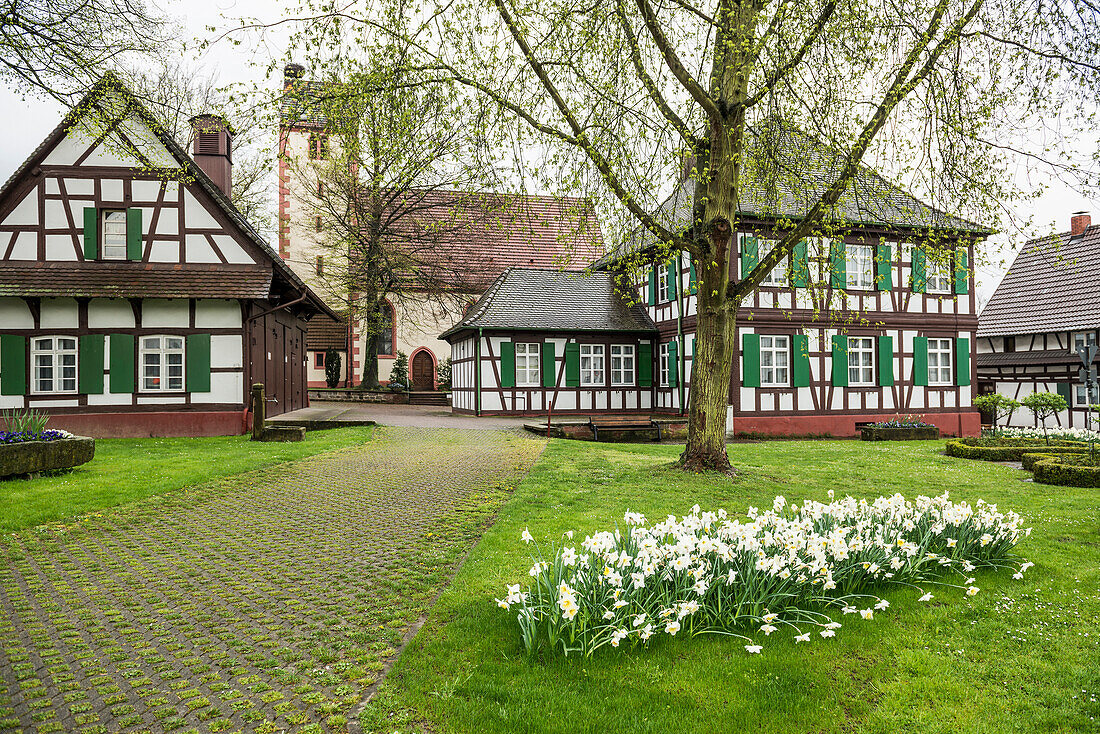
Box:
left=284, top=63, right=305, bottom=90
left=189, top=115, right=233, bottom=198
left=1071, top=211, right=1091, bottom=236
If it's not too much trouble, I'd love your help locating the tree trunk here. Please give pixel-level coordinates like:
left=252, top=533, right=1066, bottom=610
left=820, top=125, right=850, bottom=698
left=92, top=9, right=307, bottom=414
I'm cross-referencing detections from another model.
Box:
left=360, top=343, right=380, bottom=389
left=681, top=299, right=737, bottom=472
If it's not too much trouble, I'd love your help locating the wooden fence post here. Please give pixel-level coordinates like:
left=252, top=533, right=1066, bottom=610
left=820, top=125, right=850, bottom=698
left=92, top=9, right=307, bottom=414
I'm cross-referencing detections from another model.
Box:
left=251, top=383, right=266, bottom=441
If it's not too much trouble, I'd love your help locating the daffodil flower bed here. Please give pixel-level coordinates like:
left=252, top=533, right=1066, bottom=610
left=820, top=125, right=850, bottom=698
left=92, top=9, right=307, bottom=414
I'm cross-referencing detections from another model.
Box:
left=497, top=492, right=1032, bottom=657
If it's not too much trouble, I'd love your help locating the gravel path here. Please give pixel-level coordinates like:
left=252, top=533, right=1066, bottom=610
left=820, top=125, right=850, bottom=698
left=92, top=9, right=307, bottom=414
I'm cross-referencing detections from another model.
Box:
left=0, top=427, right=544, bottom=733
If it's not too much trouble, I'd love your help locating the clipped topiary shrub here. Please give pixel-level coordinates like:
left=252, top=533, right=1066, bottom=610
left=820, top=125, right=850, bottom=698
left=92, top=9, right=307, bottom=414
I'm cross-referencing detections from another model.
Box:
left=1019, top=451, right=1090, bottom=471
left=1032, top=453, right=1100, bottom=487
left=945, top=437, right=1086, bottom=461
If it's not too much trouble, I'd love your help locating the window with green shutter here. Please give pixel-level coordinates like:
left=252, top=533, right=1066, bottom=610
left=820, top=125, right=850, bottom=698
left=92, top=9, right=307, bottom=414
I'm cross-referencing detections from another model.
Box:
left=0, top=335, right=27, bottom=396
left=499, top=341, right=516, bottom=388
left=877, top=335, right=894, bottom=386
left=911, top=247, right=927, bottom=293
left=792, top=334, right=810, bottom=387
left=109, top=334, right=135, bottom=394
left=185, top=334, right=211, bottom=393
left=790, top=240, right=809, bottom=287
left=875, top=244, right=892, bottom=291
left=955, top=337, right=971, bottom=386
left=541, top=342, right=556, bottom=387
left=638, top=343, right=653, bottom=387
left=565, top=342, right=580, bottom=386
left=688, top=258, right=697, bottom=294
left=741, top=333, right=761, bottom=388
left=831, top=335, right=848, bottom=386
left=741, top=235, right=759, bottom=279
left=912, top=336, right=929, bottom=386
left=954, top=249, right=969, bottom=295
left=666, top=260, right=678, bottom=299
left=647, top=267, right=657, bottom=306
left=83, top=207, right=98, bottom=260
left=668, top=341, right=679, bottom=388
left=78, top=334, right=105, bottom=395
left=1056, top=382, right=1073, bottom=407
left=126, top=208, right=143, bottom=261
left=829, top=240, right=846, bottom=289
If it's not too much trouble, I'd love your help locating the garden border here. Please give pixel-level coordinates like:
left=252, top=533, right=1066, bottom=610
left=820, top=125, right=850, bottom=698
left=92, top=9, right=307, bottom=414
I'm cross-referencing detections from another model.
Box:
left=944, top=438, right=1086, bottom=462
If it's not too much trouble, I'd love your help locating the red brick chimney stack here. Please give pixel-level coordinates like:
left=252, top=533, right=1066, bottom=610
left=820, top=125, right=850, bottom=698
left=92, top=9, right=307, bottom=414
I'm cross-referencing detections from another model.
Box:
left=1071, top=211, right=1091, bottom=236
left=189, top=115, right=233, bottom=198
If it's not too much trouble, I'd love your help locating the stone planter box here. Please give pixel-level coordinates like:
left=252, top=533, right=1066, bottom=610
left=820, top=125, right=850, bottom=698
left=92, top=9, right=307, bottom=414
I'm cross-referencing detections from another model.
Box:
left=860, top=426, right=940, bottom=441
left=0, top=437, right=95, bottom=478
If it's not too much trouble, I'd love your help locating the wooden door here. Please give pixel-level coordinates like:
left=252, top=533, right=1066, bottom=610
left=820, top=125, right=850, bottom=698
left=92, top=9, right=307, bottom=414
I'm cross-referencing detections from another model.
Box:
left=411, top=351, right=435, bottom=391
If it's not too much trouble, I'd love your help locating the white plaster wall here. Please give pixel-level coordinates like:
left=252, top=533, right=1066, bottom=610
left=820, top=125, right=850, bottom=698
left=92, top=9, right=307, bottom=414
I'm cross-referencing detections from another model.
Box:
left=210, top=335, right=244, bottom=369
left=9, top=232, right=36, bottom=260
left=195, top=300, right=242, bottom=329
left=142, top=299, right=189, bottom=328
left=1, top=188, right=38, bottom=227
left=0, top=298, right=34, bottom=329
left=40, top=298, right=78, bottom=329
left=191, top=372, right=244, bottom=405
left=88, top=299, right=135, bottom=329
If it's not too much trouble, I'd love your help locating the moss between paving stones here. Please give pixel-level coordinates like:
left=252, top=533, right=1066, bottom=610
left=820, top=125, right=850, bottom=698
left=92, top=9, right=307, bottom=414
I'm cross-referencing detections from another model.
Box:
left=944, top=437, right=1086, bottom=461
left=1031, top=452, right=1100, bottom=487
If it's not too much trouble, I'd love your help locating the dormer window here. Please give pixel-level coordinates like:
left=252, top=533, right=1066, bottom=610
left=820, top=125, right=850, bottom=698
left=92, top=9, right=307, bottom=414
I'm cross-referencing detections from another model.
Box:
left=309, top=132, right=329, bottom=160
left=102, top=210, right=128, bottom=260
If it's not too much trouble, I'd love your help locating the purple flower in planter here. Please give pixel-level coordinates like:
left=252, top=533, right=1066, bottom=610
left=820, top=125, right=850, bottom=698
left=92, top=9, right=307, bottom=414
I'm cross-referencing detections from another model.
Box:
left=0, top=430, right=68, bottom=444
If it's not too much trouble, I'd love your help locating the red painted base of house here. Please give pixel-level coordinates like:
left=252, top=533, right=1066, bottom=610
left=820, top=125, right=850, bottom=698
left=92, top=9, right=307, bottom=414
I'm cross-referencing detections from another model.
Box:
left=46, top=411, right=249, bottom=438
left=732, top=411, right=982, bottom=438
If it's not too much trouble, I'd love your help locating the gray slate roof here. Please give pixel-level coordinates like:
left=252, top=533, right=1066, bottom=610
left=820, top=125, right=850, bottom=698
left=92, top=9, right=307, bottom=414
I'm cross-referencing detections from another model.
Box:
left=978, top=225, right=1100, bottom=337
left=594, top=125, right=988, bottom=269
left=439, top=268, right=656, bottom=340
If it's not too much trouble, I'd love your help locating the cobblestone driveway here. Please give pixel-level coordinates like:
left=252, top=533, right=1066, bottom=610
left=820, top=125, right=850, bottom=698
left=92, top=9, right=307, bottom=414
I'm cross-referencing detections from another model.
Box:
left=0, top=427, right=543, bottom=733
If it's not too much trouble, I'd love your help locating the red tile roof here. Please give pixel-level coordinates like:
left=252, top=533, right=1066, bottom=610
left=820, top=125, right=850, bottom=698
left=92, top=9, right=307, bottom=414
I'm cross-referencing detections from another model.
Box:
left=306, top=312, right=349, bottom=350
left=0, top=263, right=274, bottom=299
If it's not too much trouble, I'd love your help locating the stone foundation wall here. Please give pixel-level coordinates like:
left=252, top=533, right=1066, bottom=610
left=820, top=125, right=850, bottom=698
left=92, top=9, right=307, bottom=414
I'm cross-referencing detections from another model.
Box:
left=308, top=390, right=410, bottom=404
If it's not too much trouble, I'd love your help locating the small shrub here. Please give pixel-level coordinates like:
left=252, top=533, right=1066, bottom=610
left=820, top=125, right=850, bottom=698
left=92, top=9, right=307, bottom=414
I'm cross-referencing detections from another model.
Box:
left=1032, top=453, right=1100, bottom=487
left=324, top=349, right=342, bottom=388
left=388, top=352, right=409, bottom=392
left=437, top=357, right=452, bottom=392
left=973, top=394, right=1020, bottom=436
left=1021, top=392, right=1068, bottom=444
left=945, top=437, right=1086, bottom=461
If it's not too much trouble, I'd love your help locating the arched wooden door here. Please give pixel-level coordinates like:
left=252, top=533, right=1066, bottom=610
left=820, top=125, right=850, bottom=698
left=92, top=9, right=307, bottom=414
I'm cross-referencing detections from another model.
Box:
left=411, top=351, right=435, bottom=391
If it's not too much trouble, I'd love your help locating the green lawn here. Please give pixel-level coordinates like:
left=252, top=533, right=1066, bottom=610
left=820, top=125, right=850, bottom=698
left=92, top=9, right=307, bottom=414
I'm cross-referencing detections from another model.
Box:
left=365, top=439, right=1100, bottom=733
left=0, top=426, right=374, bottom=532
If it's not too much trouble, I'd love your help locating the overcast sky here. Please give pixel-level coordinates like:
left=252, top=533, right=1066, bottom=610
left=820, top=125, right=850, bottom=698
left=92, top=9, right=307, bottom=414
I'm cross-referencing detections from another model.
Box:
left=2, top=0, right=1095, bottom=307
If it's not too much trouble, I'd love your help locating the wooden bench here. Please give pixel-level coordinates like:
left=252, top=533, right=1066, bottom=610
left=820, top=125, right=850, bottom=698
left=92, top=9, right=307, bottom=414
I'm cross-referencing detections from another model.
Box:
left=588, top=416, right=663, bottom=442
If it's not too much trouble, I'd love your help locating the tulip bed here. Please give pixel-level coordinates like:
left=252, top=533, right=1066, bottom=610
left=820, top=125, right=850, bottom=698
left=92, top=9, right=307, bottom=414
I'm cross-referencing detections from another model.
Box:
left=500, top=493, right=1030, bottom=656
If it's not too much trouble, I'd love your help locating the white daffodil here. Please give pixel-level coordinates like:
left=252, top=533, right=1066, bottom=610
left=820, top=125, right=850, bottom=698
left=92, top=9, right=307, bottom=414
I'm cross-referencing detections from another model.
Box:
left=496, top=598, right=510, bottom=610
left=603, top=610, right=615, bottom=620
left=842, top=605, right=857, bottom=615
left=874, top=599, right=890, bottom=611
left=794, top=633, right=811, bottom=643
left=860, top=609, right=874, bottom=620
left=760, top=624, right=778, bottom=636
left=820, top=628, right=836, bottom=638
left=521, top=528, right=534, bottom=544
left=966, top=586, right=980, bottom=597
left=979, top=533, right=993, bottom=547
left=614, top=599, right=629, bottom=609
left=744, top=644, right=763, bottom=654
left=762, top=612, right=779, bottom=623
left=665, top=620, right=681, bottom=636
left=1012, top=572, right=1024, bottom=580
left=918, top=592, right=933, bottom=602
left=639, top=624, right=654, bottom=641
left=946, top=538, right=957, bottom=548
left=561, top=547, right=578, bottom=566
left=632, top=613, right=647, bottom=627
left=610, top=629, right=629, bottom=647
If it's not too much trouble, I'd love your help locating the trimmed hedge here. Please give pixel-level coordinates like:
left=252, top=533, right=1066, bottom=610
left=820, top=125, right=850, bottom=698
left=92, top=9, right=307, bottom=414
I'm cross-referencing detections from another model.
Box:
left=1020, top=451, right=1088, bottom=472
left=1032, top=453, right=1100, bottom=487
left=945, top=437, right=1086, bottom=462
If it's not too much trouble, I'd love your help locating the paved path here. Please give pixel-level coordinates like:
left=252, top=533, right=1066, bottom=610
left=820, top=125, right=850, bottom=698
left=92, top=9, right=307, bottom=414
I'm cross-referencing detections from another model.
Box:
left=271, top=402, right=532, bottom=431
left=0, top=427, right=544, bottom=733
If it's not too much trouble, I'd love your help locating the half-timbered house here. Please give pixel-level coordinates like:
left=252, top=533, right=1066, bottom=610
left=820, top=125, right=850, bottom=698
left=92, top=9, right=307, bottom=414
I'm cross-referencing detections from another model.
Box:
left=447, top=138, right=987, bottom=437
left=0, top=74, right=334, bottom=437
left=976, top=212, right=1099, bottom=429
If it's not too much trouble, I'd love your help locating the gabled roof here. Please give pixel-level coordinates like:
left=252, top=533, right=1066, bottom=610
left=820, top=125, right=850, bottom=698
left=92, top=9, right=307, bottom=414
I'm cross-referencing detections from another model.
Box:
left=978, top=225, right=1100, bottom=337
left=0, top=73, right=337, bottom=320
left=0, top=263, right=273, bottom=300
left=439, top=268, right=656, bottom=341
left=594, top=125, right=990, bottom=269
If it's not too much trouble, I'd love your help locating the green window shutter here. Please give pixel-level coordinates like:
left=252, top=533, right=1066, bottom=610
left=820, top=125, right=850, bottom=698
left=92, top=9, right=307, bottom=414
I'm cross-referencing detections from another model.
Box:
left=186, top=333, right=211, bottom=393
left=688, top=258, right=697, bottom=294
left=829, top=240, right=846, bottom=289
left=541, top=342, right=556, bottom=387
left=913, top=336, right=929, bottom=386
left=791, top=240, right=809, bottom=287
left=877, top=335, right=894, bottom=386
left=668, top=341, right=679, bottom=388
left=831, top=335, right=849, bottom=387
left=911, top=247, right=927, bottom=293
left=954, top=248, right=969, bottom=294
left=83, top=207, right=98, bottom=260
left=741, top=235, right=759, bottom=278
left=78, top=334, right=105, bottom=395
left=109, top=334, right=135, bottom=394
left=647, top=267, right=656, bottom=306
left=741, top=333, right=760, bottom=388
left=955, top=337, right=971, bottom=386
left=792, top=334, right=810, bottom=387
left=0, top=335, right=27, bottom=396
left=499, top=341, right=516, bottom=388
left=666, top=260, right=678, bottom=299
left=875, top=244, right=892, bottom=291
left=1056, top=382, right=1072, bottom=406
left=126, top=208, right=143, bottom=261
left=638, top=343, right=653, bottom=387
left=565, top=342, right=580, bottom=386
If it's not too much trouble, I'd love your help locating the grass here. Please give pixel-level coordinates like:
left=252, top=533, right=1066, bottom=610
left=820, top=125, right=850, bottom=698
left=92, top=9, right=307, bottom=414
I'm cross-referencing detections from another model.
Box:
left=0, top=427, right=374, bottom=532
left=365, top=439, right=1100, bottom=733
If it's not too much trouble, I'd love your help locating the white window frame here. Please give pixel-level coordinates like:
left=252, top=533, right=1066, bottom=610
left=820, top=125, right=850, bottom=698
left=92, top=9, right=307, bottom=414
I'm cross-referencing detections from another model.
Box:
left=101, top=209, right=127, bottom=260
left=31, top=336, right=78, bottom=394
left=927, top=338, right=953, bottom=386
left=141, top=335, right=186, bottom=392
left=610, top=345, right=635, bottom=386
left=659, top=342, right=670, bottom=387
left=847, top=337, right=875, bottom=386
left=760, top=335, right=790, bottom=387
left=657, top=264, right=670, bottom=302
left=926, top=256, right=952, bottom=294
left=1076, top=384, right=1098, bottom=407
left=515, top=342, right=540, bottom=387
left=1073, top=331, right=1097, bottom=353
left=846, top=244, right=874, bottom=290
left=758, top=239, right=787, bottom=286
left=580, top=344, right=605, bottom=386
